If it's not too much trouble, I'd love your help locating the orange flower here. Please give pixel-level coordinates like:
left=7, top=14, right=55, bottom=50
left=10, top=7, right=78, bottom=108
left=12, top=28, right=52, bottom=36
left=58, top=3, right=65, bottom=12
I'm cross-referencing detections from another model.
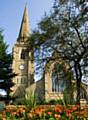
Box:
left=18, top=107, right=25, bottom=113
left=54, top=114, right=61, bottom=119
left=66, top=112, right=71, bottom=118
left=28, top=113, right=33, bottom=118
left=55, top=107, right=62, bottom=113
left=2, top=118, right=6, bottom=120
left=34, top=108, right=45, bottom=117
left=74, top=111, right=79, bottom=116
left=71, top=106, right=78, bottom=111
left=83, top=106, right=88, bottom=109
left=80, top=110, right=86, bottom=115
left=66, top=110, right=72, bottom=118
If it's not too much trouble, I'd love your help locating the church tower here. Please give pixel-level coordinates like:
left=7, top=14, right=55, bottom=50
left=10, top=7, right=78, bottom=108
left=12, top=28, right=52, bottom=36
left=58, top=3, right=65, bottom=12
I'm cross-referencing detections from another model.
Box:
left=11, top=6, right=34, bottom=98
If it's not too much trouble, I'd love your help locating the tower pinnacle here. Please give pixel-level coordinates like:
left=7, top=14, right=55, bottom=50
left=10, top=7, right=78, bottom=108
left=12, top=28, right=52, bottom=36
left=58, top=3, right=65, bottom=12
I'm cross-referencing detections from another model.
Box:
left=18, top=5, right=30, bottom=39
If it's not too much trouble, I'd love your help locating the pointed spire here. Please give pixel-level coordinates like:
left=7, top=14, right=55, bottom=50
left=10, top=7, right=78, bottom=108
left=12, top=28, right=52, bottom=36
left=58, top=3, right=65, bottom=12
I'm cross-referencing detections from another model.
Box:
left=18, top=5, right=30, bottom=39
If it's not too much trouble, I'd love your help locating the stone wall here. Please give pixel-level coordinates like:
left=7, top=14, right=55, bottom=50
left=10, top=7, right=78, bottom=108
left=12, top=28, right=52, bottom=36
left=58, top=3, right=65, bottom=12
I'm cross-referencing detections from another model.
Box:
left=26, top=79, right=45, bottom=101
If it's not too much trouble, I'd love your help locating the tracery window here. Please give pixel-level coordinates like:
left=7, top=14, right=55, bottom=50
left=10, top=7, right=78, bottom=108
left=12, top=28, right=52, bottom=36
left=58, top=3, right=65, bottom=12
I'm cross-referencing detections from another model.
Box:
left=52, top=64, right=66, bottom=92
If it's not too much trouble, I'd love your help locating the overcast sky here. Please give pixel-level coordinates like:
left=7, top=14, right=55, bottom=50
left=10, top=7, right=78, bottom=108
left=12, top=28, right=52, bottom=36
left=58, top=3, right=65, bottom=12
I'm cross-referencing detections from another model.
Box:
left=0, top=0, right=53, bottom=52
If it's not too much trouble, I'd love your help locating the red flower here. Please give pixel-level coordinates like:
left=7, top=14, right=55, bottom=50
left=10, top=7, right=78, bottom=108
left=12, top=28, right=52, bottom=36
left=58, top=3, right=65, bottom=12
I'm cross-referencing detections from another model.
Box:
left=47, top=111, right=52, bottom=115
left=66, top=110, right=72, bottom=118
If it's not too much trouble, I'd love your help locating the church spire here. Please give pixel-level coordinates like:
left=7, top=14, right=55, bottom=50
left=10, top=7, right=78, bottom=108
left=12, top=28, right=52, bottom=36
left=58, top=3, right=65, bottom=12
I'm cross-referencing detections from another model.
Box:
left=18, top=5, right=30, bottom=39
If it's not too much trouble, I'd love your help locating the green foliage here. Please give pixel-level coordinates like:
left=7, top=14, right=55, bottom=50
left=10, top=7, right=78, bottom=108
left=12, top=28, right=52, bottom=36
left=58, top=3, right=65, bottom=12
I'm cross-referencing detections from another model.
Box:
left=22, top=92, right=37, bottom=110
left=0, top=29, right=15, bottom=100
left=47, top=99, right=64, bottom=105
left=63, top=90, right=75, bottom=105
left=6, top=110, right=26, bottom=120
left=31, top=0, right=88, bottom=104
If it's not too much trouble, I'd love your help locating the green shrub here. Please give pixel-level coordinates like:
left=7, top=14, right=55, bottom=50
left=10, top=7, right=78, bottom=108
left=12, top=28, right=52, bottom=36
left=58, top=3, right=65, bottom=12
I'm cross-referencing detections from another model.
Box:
left=22, top=92, right=37, bottom=110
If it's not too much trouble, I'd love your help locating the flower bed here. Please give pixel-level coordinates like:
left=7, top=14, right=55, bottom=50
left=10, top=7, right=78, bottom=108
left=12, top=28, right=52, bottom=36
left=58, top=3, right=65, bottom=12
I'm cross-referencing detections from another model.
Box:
left=0, top=105, right=88, bottom=119
left=27, top=105, right=88, bottom=119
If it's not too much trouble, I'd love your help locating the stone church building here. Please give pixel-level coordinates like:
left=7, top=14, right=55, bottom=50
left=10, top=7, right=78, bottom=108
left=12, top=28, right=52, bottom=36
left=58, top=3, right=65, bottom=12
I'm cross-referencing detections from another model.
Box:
left=11, top=6, right=88, bottom=102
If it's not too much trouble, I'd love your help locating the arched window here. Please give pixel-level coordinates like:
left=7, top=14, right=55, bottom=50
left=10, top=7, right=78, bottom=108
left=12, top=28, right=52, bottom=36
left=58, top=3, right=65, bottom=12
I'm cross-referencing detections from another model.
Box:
left=21, top=49, right=28, bottom=59
left=52, top=64, right=66, bottom=92
left=17, top=78, right=19, bottom=84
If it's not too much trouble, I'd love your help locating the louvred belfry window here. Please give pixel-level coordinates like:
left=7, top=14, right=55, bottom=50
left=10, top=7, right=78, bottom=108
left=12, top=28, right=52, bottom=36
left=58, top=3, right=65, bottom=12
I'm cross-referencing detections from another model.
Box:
left=21, top=49, right=28, bottom=59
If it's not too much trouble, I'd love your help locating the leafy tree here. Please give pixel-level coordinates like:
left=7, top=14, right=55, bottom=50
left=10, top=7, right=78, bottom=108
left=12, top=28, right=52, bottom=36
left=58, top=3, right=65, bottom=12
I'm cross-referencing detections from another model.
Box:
left=31, top=0, right=88, bottom=104
left=0, top=30, right=15, bottom=100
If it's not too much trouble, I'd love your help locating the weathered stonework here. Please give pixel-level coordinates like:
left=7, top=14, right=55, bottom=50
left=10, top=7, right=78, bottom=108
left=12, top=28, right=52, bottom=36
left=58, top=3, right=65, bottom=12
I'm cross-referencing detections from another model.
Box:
left=11, top=6, right=88, bottom=102
left=11, top=6, right=34, bottom=98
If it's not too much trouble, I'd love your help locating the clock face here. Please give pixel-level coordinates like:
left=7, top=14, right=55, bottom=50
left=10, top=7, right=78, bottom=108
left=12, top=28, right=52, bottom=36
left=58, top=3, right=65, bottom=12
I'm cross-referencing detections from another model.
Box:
left=82, top=79, right=88, bottom=85
left=82, top=76, right=88, bottom=85
left=19, top=64, right=25, bottom=70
